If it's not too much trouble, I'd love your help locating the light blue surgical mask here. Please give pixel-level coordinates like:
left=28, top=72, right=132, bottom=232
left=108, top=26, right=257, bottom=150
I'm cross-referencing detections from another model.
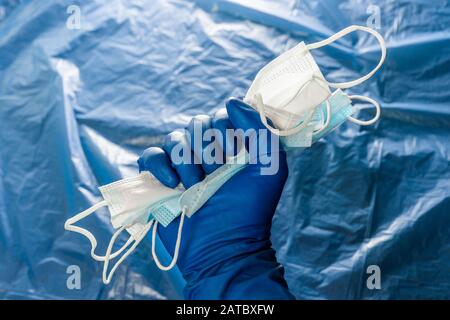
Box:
left=148, top=195, right=181, bottom=227
left=150, top=150, right=249, bottom=271
left=280, top=89, right=381, bottom=148
left=281, top=89, right=353, bottom=148
left=312, top=89, right=354, bottom=142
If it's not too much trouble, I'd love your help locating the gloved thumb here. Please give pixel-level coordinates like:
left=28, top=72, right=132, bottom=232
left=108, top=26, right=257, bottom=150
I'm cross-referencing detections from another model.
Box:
left=226, top=97, right=270, bottom=132
left=225, top=97, right=284, bottom=161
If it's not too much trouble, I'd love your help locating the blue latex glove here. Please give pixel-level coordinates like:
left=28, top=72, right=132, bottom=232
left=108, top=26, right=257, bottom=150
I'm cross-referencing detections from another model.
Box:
left=138, top=98, right=295, bottom=300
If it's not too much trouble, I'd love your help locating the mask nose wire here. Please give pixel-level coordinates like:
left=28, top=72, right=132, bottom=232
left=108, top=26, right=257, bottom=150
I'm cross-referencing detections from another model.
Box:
left=151, top=206, right=187, bottom=271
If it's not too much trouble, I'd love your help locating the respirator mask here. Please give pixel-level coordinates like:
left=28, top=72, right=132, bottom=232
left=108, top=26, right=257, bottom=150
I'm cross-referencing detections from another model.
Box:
left=244, top=25, right=386, bottom=147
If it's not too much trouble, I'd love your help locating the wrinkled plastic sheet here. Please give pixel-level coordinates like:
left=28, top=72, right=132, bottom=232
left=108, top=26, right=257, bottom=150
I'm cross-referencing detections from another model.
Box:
left=0, top=0, right=449, bottom=299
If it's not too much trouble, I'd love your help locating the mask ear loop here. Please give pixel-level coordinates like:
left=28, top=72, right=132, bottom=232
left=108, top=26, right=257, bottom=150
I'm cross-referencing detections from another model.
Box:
left=313, top=100, right=331, bottom=134
left=64, top=200, right=135, bottom=262
left=151, top=206, right=187, bottom=271
left=102, top=220, right=154, bottom=285
left=347, top=94, right=381, bottom=125
left=306, top=25, right=387, bottom=89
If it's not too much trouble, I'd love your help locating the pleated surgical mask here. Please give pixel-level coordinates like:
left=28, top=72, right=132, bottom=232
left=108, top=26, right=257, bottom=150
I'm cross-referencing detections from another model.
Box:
left=64, top=172, right=183, bottom=284
left=244, top=25, right=386, bottom=137
left=64, top=151, right=249, bottom=284
left=281, top=89, right=380, bottom=148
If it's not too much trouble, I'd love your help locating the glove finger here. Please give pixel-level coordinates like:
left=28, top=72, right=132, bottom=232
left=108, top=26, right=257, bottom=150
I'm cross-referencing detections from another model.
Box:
left=163, top=130, right=204, bottom=189
left=226, top=98, right=268, bottom=131
left=212, top=108, right=239, bottom=157
left=186, top=115, right=222, bottom=174
left=137, top=147, right=180, bottom=188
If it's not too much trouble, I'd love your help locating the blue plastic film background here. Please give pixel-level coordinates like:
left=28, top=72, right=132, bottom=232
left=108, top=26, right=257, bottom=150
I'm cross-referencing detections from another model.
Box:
left=0, top=0, right=449, bottom=299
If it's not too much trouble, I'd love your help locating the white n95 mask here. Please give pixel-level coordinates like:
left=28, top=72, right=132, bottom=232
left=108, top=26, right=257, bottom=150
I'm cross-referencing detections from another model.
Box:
left=65, top=151, right=249, bottom=284
left=244, top=25, right=386, bottom=137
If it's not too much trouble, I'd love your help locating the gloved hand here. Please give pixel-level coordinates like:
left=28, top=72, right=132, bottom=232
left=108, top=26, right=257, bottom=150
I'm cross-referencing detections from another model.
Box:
left=138, top=98, right=294, bottom=299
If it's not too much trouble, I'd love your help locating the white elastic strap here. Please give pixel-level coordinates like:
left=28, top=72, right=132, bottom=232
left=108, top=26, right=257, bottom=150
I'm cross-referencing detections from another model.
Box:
left=306, top=25, right=386, bottom=89
left=313, top=100, right=331, bottom=134
left=348, top=95, right=381, bottom=126
left=151, top=207, right=187, bottom=271
left=64, top=200, right=134, bottom=262
left=254, top=93, right=315, bottom=136
left=102, top=220, right=153, bottom=285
